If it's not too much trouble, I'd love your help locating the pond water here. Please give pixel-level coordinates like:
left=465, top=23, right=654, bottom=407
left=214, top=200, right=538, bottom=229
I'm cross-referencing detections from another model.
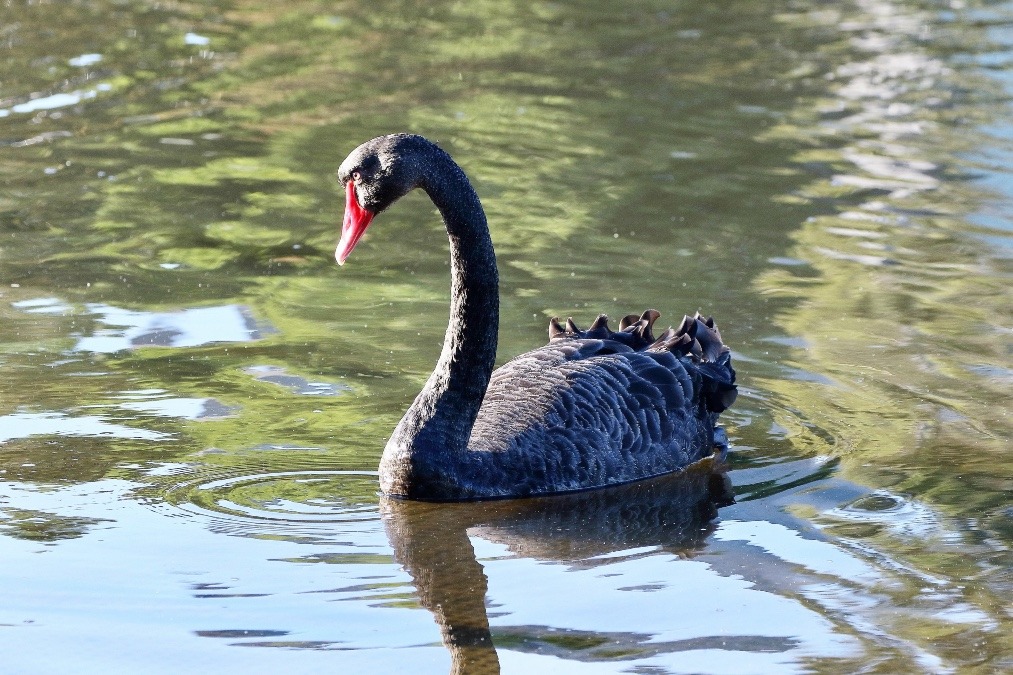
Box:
left=1, top=0, right=1010, bottom=672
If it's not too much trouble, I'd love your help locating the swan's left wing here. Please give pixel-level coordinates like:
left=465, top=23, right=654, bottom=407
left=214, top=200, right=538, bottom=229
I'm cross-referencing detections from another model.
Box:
left=469, top=311, right=735, bottom=494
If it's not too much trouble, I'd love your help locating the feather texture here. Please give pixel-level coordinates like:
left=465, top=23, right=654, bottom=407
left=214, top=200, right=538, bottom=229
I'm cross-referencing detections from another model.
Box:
left=448, top=311, right=736, bottom=499
left=337, top=134, right=737, bottom=501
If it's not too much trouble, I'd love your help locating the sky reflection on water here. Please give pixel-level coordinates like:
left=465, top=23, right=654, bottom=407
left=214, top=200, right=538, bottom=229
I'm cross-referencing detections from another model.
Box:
left=73, top=304, right=263, bottom=353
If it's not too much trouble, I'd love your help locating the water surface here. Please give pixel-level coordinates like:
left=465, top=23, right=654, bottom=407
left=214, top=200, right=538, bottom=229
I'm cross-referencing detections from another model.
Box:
left=1, top=0, right=1010, bottom=672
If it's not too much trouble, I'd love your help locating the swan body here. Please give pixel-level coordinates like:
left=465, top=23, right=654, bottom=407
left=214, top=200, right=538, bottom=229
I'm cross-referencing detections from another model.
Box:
left=336, top=134, right=736, bottom=501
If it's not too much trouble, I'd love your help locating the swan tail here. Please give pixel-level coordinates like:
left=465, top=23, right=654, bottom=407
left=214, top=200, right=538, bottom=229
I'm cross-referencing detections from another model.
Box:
left=548, top=309, right=729, bottom=360
left=548, top=309, right=737, bottom=412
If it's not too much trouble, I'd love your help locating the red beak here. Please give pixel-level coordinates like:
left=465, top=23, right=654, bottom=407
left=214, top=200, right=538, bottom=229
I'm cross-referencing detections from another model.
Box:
left=336, top=181, right=375, bottom=265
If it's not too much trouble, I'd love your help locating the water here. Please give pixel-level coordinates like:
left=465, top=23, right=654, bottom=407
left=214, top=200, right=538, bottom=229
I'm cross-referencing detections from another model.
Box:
left=1, top=0, right=1010, bottom=672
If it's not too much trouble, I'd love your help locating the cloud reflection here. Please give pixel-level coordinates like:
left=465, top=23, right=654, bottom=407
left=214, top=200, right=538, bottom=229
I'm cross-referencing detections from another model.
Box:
left=0, top=411, right=171, bottom=444
left=74, top=303, right=264, bottom=353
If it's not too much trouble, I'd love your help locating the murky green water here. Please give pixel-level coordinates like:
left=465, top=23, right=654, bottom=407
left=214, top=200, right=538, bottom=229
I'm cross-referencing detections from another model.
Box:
left=1, top=0, right=1010, bottom=672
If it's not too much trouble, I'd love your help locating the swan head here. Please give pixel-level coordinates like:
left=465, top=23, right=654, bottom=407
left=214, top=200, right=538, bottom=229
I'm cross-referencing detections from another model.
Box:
left=335, top=134, right=431, bottom=264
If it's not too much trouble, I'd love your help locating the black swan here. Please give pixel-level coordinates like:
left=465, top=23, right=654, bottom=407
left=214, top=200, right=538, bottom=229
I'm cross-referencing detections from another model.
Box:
left=336, top=133, right=737, bottom=501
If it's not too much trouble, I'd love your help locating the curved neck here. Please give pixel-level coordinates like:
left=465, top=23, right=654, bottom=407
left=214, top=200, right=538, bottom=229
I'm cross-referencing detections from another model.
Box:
left=424, top=153, right=500, bottom=439
left=384, top=145, right=498, bottom=485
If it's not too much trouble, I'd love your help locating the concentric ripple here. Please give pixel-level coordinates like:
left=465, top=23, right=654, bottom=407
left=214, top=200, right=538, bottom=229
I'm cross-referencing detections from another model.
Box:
left=149, top=468, right=384, bottom=540
left=824, top=489, right=942, bottom=538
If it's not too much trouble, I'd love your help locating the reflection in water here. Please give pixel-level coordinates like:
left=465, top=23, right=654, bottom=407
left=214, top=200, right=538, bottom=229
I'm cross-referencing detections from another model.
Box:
left=10, top=297, right=74, bottom=315
left=74, top=304, right=265, bottom=353
left=0, top=455, right=989, bottom=672
left=0, top=410, right=172, bottom=444
left=10, top=299, right=267, bottom=352
left=130, top=454, right=891, bottom=671
left=116, top=392, right=237, bottom=420
left=244, top=366, right=350, bottom=397
left=382, top=457, right=733, bottom=674
left=0, top=83, right=114, bottom=116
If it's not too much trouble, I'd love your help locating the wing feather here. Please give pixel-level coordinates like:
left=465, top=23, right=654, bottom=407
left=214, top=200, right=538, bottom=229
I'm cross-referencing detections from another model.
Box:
left=461, top=311, right=735, bottom=496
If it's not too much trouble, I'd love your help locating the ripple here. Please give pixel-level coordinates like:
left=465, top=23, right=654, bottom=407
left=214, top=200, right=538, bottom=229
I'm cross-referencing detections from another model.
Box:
left=153, top=469, right=382, bottom=538
left=825, top=489, right=941, bottom=538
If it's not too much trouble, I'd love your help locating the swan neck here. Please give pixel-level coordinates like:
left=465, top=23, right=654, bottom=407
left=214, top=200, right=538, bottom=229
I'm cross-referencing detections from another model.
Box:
left=423, top=153, right=499, bottom=442
left=384, top=146, right=498, bottom=487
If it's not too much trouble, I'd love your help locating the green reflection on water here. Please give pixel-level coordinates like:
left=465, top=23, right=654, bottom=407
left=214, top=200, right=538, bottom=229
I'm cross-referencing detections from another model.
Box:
left=1, top=0, right=1010, bottom=670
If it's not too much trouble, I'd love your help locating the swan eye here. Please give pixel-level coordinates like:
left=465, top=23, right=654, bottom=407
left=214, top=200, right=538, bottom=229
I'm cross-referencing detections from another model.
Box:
left=351, top=170, right=362, bottom=183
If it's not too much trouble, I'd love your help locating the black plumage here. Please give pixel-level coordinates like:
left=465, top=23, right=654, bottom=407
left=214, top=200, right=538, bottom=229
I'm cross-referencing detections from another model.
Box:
left=336, top=134, right=736, bottom=500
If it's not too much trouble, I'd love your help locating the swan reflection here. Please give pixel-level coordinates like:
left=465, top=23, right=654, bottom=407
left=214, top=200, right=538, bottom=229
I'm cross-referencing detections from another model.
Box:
left=381, top=455, right=733, bottom=674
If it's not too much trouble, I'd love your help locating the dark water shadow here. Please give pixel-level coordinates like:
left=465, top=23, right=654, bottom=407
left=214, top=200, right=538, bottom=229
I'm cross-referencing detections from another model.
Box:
left=381, top=455, right=734, bottom=674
